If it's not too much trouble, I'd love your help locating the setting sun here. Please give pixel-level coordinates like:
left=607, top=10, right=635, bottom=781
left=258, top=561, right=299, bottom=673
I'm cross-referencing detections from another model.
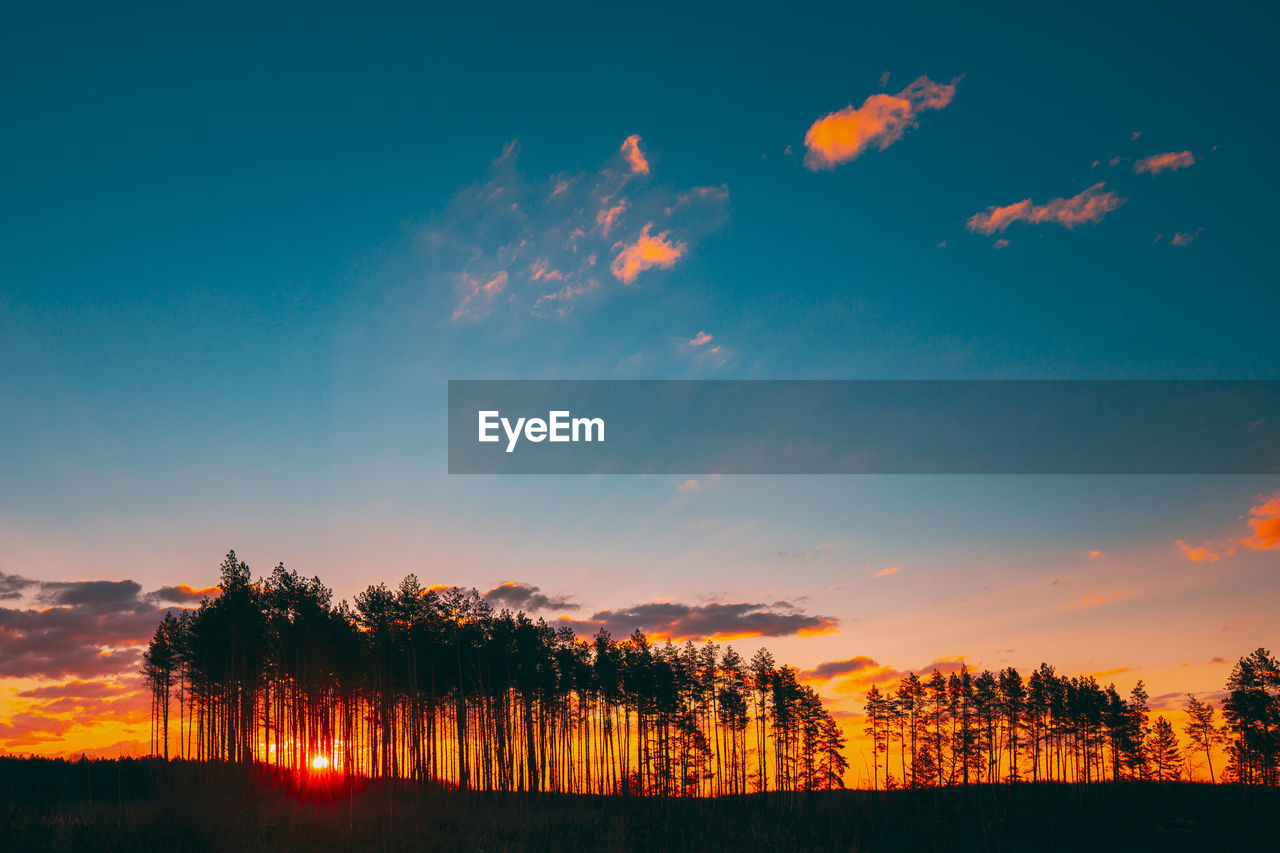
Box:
left=309, top=755, right=330, bottom=772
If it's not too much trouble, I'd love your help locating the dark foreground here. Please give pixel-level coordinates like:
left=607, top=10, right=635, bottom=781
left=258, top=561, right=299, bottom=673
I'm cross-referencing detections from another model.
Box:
left=1, top=757, right=1275, bottom=852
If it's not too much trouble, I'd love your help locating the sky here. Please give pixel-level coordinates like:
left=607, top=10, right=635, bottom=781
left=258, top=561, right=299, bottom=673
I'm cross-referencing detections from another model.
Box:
left=1, top=1, right=1278, bottom=775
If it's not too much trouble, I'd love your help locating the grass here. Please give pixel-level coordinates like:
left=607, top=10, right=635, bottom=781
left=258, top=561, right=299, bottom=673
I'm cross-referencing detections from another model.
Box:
left=0, top=756, right=1274, bottom=851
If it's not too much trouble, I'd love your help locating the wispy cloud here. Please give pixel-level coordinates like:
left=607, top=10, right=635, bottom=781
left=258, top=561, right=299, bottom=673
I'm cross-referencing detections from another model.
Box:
left=966, top=182, right=1125, bottom=234
left=803, top=75, right=958, bottom=170
left=620, top=134, right=650, bottom=175
left=427, top=137, right=726, bottom=321
left=873, top=566, right=899, bottom=579
left=1176, top=539, right=1222, bottom=562
left=1133, top=151, right=1195, bottom=175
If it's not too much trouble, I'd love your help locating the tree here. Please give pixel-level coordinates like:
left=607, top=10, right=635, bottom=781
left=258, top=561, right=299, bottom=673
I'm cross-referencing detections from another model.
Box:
left=1183, top=694, right=1223, bottom=783
left=1147, top=716, right=1182, bottom=781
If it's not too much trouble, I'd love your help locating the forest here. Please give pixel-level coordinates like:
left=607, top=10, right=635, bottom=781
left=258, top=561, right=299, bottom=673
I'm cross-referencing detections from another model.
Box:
left=140, top=552, right=848, bottom=795
left=858, top=650, right=1279, bottom=789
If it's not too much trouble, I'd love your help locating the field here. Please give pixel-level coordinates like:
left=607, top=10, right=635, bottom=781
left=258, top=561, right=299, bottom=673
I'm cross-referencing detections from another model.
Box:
left=1, top=757, right=1274, bottom=852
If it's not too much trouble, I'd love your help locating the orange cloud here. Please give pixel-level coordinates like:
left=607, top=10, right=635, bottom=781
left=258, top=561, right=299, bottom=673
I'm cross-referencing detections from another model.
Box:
left=688, top=331, right=712, bottom=347
left=451, top=270, right=509, bottom=322
left=966, top=182, right=1125, bottom=234
left=1133, top=151, right=1195, bottom=175
left=803, top=75, right=957, bottom=170
left=596, top=200, right=628, bottom=236
left=610, top=223, right=686, bottom=284
left=1240, top=492, right=1280, bottom=552
left=528, top=258, right=565, bottom=282
left=1176, top=539, right=1221, bottom=562
left=620, top=134, right=649, bottom=175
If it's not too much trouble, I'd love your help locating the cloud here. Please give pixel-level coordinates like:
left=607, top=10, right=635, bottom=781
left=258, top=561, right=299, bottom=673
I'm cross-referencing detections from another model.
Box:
left=562, top=599, right=839, bottom=642
left=610, top=224, right=687, bottom=285
left=0, top=573, right=203, bottom=680
left=146, top=584, right=220, bottom=605
left=1170, top=228, right=1203, bottom=246
left=675, top=479, right=701, bottom=493
left=451, top=270, right=509, bottom=322
left=1, top=676, right=150, bottom=751
left=873, top=566, right=899, bottom=579
left=1176, top=539, right=1222, bottom=563
left=0, top=572, right=37, bottom=601
left=688, top=331, right=713, bottom=347
left=967, top=182, right=1125, bottom=234
left=1240, top=492, right=1280, bottom=552
left=430, top=137, right=725, bottom=320
left=1133, top=151, right=1195, bottom=175
left=801, top=655, right=879, bottom=682
left=1087, top=550, right=1105, bottom=559
left=803, top=75, right=958, bottom=170
left=481, top=581, right=579, bottom=613
left=620, top=135, right=650, bottom=175
left=993, top=238, right=1010, bottom=249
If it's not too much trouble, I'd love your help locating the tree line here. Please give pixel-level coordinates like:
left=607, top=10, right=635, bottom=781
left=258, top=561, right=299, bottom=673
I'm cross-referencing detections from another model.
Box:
left=143, top=552, right=848, bottom=796
left=861, top=649, right=1279, bottom=788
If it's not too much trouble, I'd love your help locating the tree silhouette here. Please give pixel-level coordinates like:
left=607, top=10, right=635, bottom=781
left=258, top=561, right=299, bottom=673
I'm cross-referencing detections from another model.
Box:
left=143, top=551, right=847, bottom=796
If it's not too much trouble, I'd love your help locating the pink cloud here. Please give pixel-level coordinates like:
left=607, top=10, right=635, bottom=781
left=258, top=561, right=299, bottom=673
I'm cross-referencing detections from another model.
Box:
left=688, top=331, right=713, bottom=347
left=1133, top=151, right=1195, bottom=175
left=675, top=479, right=700, bottom=493
left=966, top=182, right=1125, bottom=234
left=803, top=75, right=958, bottom=170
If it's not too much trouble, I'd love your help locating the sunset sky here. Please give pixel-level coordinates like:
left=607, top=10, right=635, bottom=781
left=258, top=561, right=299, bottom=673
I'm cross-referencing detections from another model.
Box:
left=2, top=2, right=1278, bottom=777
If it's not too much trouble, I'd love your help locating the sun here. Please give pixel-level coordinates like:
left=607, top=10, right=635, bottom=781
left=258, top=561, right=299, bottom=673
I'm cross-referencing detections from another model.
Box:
left=309, top=755, right=330, bottom=771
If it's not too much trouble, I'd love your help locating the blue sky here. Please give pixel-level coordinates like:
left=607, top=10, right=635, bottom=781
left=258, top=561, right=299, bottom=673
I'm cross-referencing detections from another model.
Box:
left=2, top=1, right=1278, bottom=755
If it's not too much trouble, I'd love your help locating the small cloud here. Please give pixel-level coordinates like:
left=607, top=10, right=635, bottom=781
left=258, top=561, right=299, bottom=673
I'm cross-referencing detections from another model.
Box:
left=1087, top=550, right=1104, bottom=560
left=967, top=183, right=1125, bottom=234
left=873, top=566, right=899, bottom=579
left=936, top=239, right=947, bottom=248
left=687, top=330, right=713, bottom=347
left=878, top=70, right=890, bottom=87
left=993, top=238, right=1010, bottom=249
left=610, top=223, right=686, bottom=284
left=1131, top=131, right=1143, bottom=141
left=675, top=479, right=700, bottom=493
left=146, top=584, right=221, bottom=605
left=802, top=655, right=879, bottom=681
left=1134, top=151, right=1195, bottom=175
left=481, top=582, right=579, bottom=613
left=1049, top=578, right=1071, bottom=587
left=620, top=134, right=650, bottom=175
left=1170, top=228, right=1204, bottom=246
left=1176, top=539, right=1222, bottom=563
left=803, top=74, right=959, bottom=170
left=560, top=599, right=839, bottom=642
left=1210, top=656, right=1227, bottom=664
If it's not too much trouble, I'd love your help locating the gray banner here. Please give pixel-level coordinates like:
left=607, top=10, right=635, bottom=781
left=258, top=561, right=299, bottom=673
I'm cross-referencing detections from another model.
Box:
left=447, top=380, right=1280, bottom=474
